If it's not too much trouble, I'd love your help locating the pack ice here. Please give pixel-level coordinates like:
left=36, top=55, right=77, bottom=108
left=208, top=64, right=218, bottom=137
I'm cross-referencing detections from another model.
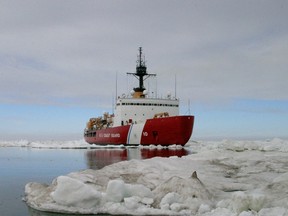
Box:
left=24, top=138, right=288, bottom=215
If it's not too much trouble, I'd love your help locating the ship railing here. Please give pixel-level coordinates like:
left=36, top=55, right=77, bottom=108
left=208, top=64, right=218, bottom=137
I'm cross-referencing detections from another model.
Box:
left=118, top=94, right=178, bottom=101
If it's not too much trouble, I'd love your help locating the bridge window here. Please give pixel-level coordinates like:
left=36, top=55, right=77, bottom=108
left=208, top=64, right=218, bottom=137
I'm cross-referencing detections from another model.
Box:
left=119, top=102, right=178, bottom=107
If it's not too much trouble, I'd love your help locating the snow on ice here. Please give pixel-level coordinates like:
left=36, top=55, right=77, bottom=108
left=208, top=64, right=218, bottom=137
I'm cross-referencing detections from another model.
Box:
left=2, top=138, right=288, bottom=215
left=0, top=139, right=91, bottom=148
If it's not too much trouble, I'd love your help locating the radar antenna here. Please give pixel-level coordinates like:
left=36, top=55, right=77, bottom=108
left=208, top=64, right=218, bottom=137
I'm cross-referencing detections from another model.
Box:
left=127, top=47, right=156, bottom=98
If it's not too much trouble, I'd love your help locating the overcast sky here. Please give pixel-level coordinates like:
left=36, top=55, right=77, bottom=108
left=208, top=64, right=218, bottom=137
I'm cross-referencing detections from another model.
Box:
left=0, top=0, right=287, bottom=140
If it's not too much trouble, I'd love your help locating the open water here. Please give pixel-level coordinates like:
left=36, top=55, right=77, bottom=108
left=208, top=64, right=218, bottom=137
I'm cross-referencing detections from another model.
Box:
left=0, top=147, right=190, bottom=216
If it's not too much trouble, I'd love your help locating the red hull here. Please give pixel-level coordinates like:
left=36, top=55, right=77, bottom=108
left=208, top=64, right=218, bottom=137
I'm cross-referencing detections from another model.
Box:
left=84, top=115, right=194, bottom=146
left=141, top=116, right=194, bottom=145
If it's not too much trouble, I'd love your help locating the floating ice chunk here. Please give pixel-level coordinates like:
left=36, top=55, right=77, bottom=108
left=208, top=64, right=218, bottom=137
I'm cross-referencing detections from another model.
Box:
left=248, top=193, right=266, bottom=212
left=224, top=191, right=265, bottom=214
left=160, top=192, right=188, bottom=212
left=25, top=182, right=50, bottom=208
left=105, top=179, right=153, bottom=203
left=141, top=197, right=154, bottom=205
left=105, top=179, right=127, bottom=202
left=170, top=202, right=188, bottom=212
left=159, top=192, right=181, bottom=210
left=124, top=196, right=141, bottom=209
left=231, top=191, right=250, bottom=213
left=156, top=145, right=164, bottom=149
left=198, top=203, right=211, bottom=214
left=51, top=176, right=102, bottom=208
left=126, top=182, right=153, bottom=198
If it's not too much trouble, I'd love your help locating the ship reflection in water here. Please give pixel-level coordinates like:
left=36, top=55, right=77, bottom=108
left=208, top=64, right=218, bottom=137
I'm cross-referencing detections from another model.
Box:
left=86, top=147, right=190, bottom=170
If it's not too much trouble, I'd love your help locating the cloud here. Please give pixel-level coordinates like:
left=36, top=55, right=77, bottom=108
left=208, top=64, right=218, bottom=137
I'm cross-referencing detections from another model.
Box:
left=0, top=0, right=287, bottom=110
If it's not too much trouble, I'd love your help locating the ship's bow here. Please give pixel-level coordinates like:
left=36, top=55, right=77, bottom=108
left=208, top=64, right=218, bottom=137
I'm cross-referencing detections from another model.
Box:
left=141, top=115, right=194, bottom=146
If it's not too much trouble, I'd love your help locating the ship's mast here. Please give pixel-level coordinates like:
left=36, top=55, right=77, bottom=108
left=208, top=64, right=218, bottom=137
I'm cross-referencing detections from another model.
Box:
left=127, top=47, right=156, bottom=98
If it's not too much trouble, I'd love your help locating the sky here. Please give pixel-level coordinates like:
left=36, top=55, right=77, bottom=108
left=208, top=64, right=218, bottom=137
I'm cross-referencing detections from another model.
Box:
left=0, top=0, right=287, bottom=140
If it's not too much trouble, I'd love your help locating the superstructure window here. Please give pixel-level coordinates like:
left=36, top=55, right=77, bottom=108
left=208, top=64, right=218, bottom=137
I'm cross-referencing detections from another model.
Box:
left=120, top=102, right=178, bottom=107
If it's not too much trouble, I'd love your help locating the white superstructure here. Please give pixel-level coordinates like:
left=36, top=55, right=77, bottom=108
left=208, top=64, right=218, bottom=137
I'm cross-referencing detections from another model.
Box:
left=113, top=96, right=179, bottom=127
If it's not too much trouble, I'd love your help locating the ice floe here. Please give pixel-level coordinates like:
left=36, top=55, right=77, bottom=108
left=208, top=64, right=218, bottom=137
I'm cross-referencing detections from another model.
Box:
left=2, top=138, right=288, bottom=215
left=21, top=138, right=288, bottom=215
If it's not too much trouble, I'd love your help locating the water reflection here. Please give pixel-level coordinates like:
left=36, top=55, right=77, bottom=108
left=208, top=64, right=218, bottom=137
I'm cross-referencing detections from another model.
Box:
left=86, top=147, right=190, bottom=169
